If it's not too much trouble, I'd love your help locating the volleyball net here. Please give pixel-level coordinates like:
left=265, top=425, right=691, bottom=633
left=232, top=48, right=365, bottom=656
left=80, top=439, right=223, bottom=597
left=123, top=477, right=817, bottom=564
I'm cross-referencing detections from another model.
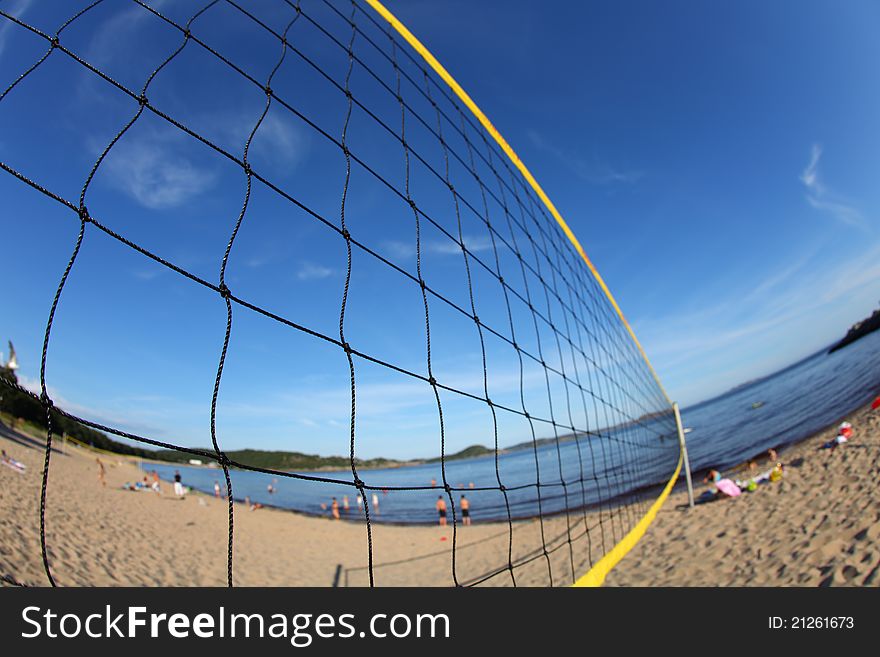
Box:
left=0, top=0, right=681, bottom=587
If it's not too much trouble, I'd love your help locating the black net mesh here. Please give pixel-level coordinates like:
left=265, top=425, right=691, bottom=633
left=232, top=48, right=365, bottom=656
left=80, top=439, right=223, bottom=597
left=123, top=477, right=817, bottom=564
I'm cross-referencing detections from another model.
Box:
left=0, top=0, right=679, bottom=587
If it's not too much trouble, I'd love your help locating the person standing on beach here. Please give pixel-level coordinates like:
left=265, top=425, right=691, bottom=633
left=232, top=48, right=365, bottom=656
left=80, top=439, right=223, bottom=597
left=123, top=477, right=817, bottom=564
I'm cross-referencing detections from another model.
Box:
left=331, top=497, right=340, bottom=520
left=96, top=458, right=106, bottom=487
left=436, top=496, right=447, bottom=526
left=213, top=480, right=221, bottom=498
left=173, top=471, right=185, bottom=499
left=342, top=495, right=349, bottom=513
left=460, top=495, right=471, bottom=526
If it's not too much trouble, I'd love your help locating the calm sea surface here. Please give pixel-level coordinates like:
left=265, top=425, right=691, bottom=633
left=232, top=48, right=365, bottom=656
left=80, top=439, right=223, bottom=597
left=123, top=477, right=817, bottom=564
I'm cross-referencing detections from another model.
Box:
left=143, top=330, right=880, bottom=523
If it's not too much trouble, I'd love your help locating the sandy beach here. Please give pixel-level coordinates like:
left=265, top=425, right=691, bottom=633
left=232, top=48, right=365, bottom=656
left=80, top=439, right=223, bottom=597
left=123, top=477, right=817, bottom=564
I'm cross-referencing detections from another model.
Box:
left=1, top=402, right=878, bottom=587
left=607, top=401, right=880, bottom=586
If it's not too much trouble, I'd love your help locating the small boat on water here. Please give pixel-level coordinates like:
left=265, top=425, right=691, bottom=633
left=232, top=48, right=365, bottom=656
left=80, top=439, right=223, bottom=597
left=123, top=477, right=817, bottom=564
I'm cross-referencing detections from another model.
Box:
left=751, top=401, right=765, bottom=410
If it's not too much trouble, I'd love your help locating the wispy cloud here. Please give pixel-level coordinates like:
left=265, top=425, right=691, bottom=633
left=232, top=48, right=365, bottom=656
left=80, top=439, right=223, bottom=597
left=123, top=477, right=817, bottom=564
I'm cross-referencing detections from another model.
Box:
left=202, top=110, right=308, bottom=172
left=429, top=234, right=494, bottom=255
left=382, top=235, right=494, bottom=259
left=528, top=130, right=643, bottom=186
left=639, top=242, right=880, bottom=402
left=131, top=268, right=162, bottom=281
left=296, top=262, right=334, bottom=281
left=102, top=130, right=216, bottom=209
left=800, top=143, right=865, bottom=228
left=0, top=0, right=32, bottom=59
left=382, top=240, right=416, bottom=259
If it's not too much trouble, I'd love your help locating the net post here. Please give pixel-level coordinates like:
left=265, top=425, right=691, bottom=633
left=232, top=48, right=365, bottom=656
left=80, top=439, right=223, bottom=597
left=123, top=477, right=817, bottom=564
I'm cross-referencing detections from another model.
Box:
left=672, top=402, right=694, bottom=508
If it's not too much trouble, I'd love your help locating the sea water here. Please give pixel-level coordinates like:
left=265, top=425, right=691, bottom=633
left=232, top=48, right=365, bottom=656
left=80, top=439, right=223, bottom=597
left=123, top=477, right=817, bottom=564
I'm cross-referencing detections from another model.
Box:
left=144, top=330, right=880, bottom=523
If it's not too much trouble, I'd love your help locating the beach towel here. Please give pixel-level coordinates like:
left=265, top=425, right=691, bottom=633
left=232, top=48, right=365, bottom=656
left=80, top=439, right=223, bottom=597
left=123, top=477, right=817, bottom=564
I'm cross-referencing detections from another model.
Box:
left=715, top=478, right=741, bottom=497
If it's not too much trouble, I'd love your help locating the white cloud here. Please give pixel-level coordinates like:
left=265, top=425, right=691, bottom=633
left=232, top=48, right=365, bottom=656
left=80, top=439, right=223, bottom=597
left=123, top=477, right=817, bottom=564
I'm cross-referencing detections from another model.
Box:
left=131, top=269, right=162, bottom=281
left=382, top=240, right=416, bottom=259
left=0, top=0, right=32, bottom=59
left=429, top=234, right=494, bottom=255
left=296, top=262, right=334, bottom=281
left=800, top=143, right=865, bottom=228
left=201, top=109, right=308, bottom=172
left=638, top=242, right=880, bottom=403
left=102, top=131, right=216, bottom=209
left=528, top=130, right=643, bottom=186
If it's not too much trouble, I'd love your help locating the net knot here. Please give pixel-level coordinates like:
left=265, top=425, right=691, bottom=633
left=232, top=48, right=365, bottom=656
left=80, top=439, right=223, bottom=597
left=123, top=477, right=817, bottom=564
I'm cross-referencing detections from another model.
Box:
left=418, top=278, right=426, bottom=290
left=443, top=484, right=452, bottom=493
left=342, top=341, right=352, bottom=354
left=353, top=477, right=364, bottom=489
left=218, top=283, right=232, bottom=299
left=264, top=85, right=273, bottom=97
left=407, top=198, right=417, bottom=210
left=473, top=315, right=480, bottom=325
left=243, top=163, right=253, bottom=175
left=446, top=181, right=454, bottom=193
left=498, top=276, right=505, bottom=285
left=78, top=205, right=91, bottom=224
left=512, top=341, right=519, bottom=350
left=342, top=145, right=350, bottom=157
left=524, top=411, right=530, bottom=419
left=428, top=376, right=436, bottom=386
left=50, top=36, right=59, bottom=49
left=486, top=397, right=493, bottom=407
left=40, top=392, right=53, bottom=408
left=396, top=94, right=403, bottom=104
left=498, top=484, right=507, bottom=492
left=216, top=451, right=232, bottom=467
left=183, top=28, right=192, bottom=39
left=138, top=93, right=149, bottom=107
left=344, top=89, right=352, bottom=100
left=341, top=228, right=351, bottom=240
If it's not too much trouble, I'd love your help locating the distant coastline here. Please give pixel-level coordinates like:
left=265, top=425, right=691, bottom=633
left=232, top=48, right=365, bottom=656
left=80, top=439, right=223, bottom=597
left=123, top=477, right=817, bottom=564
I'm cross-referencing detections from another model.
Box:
left=828, top=306, right=880, bottom=354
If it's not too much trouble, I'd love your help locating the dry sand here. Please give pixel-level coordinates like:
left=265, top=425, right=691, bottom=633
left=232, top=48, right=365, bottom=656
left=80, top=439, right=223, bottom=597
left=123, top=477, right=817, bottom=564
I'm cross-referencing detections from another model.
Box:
left=1, top=402, right=878, bottom=587
left=607, top=402, right=880, bottom=587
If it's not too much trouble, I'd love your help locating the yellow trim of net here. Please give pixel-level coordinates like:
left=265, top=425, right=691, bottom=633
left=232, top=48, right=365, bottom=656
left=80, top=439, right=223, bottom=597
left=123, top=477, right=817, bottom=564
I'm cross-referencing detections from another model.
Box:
left=572, top=451, right=682, bottom=586
left=362, top=0, right=670, bottom=406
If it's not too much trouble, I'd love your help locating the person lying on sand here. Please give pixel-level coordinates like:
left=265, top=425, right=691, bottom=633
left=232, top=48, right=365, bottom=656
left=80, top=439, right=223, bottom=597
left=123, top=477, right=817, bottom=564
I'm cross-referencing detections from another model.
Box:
left=702, top=469, right=742, bottom=498
left=1, top=449, right=25, bottom=472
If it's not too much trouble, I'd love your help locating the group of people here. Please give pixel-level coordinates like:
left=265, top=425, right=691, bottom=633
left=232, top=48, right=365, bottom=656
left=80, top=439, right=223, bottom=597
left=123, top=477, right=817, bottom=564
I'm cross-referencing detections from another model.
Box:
left=120, top=470, right=163, bottom=494
left=699, top=447, right=785, bottom=503
left=435, top=495, right=471, bottom=526
left=701, top=419, right=859, bottom=504
left=323, top=493, right=382, bottom=518
left=317, top=491, right=475, bottom=526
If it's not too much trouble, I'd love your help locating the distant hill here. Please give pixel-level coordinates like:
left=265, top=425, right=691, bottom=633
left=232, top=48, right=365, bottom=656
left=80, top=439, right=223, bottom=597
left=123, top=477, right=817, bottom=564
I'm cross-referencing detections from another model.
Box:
left=1, top=363, right=647, bottom=472
left=424, top=444, right=496, bottom=463
left=829, top=306, right=880, bottom=354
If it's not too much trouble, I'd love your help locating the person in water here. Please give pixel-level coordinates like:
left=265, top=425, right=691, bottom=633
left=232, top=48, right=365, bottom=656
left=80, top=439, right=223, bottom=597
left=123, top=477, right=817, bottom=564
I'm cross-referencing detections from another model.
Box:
left=436, top=496, right=447, bottom=526
left=460, top=495, right=471, bottom=526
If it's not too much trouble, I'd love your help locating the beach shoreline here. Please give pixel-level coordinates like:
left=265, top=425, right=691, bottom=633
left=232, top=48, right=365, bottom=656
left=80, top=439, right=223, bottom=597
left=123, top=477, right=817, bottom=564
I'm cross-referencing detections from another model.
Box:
left=1, top=399, right=878, bottom=587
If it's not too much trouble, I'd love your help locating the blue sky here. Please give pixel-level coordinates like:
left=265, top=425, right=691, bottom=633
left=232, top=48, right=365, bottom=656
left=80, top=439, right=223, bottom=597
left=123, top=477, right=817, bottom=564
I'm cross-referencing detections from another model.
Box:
left=1, top=0, right=878, bottom=459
